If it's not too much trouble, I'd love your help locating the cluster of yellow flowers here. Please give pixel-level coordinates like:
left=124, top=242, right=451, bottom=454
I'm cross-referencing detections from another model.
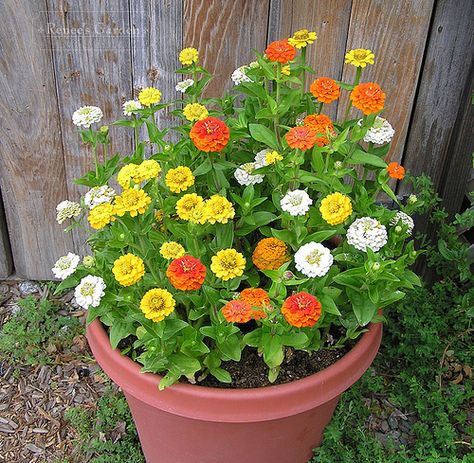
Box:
left=175, top=193, right=235, bottom=225
left=117, top=160, right=161, bottom=189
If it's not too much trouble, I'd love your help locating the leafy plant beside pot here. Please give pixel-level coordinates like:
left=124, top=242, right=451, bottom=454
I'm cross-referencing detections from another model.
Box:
left=53, top=28, right=424, bottom=463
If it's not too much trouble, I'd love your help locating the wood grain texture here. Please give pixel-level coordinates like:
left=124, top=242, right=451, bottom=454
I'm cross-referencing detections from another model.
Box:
left=0, top=188, right=13, bottom=278
left=336, top=0, right=434, bottom=164
left=399, top=0, right=474, bottom=206
left=183, top=0, right=270, bottom=97
left=269, top=0, right=353, bottom=119
left=0, top=0, right=74, bottom=279
left=47, top=0, right=133, bottom=251
left=130, top=0, right=183, bottom=140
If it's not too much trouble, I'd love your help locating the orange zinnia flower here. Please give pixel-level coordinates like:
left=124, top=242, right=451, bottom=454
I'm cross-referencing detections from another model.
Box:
left=265, top=40, right=296, bottom=64
left=240, top=288, right=271, bottom=320
left=166, top=255, right=206, bottom=291
left=252, top=237, right=290, bottom=271
left=189, top=116, right=230, bottom=152
left=350, top=82, right=385, bottom=115
left=387, top=162, right=405, bottom=180
left=281, top=292, right=322, bottom=328
left=310, top=77, right=341, bottom=103
left=222, top=300, right=253, bottom=323
left=303, top=114, right=335, bottom=147
left=285, top=126, right=317, bottom=150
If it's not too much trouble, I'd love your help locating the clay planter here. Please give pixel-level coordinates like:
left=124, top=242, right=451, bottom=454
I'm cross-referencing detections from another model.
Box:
left=87, top=319, right=382, bottom=463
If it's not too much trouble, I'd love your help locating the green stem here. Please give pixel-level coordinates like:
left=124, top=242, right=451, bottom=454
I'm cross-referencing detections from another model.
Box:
left=317, top=102, right=323, bottom=115
left=133, top=115, right=139, bottom=146
left=301, top=47, right=307, bottom=97
left=274, top=63, right=282, bottom=149
left=324, top=152, right=331, bottom=174
left=343, top=67, right=362, bottom=123
left=90, top=128, right=99, bottom=179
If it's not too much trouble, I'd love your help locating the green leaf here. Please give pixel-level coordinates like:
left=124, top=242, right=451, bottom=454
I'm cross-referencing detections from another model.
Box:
left=158, top=372, right=180, bottom=390
left=262, top=333, right=284, bottom=369
left=319, top=293, right=341, bottom=316
left=348, top=149, right=388, bottom=168
left=249, top=124, right=279, bottom=151
left=215, top=222, right=234, bottom=249
left=347, top=288, right=378, bottom=326
left=193, top=158, right=212, bottom=176
left=210, top=367, right=232, bottom=383
left=281, top=332, right=309, bottom=348
left=163, top=319, right=189, bottom=341
left=109, top=321, right=134, bottom=349
left=304, top=230, right=338, bottom=243
left=218, top=334, right=242, bottom=361
left=168, top=354, right=201, bottom=376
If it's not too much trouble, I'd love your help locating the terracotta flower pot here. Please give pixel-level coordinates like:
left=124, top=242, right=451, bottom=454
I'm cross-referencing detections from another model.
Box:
left=86, top=319, right=382, bottom=463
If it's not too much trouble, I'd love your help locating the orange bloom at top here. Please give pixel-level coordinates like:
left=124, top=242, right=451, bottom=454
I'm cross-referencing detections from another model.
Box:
left=387, top=162, right=405, bottom=180
left=265, top=40, right=296, bottom=64
left=252, top=237, right=290, bottom=271
left=285, top=126, right=317, bottom=151
left=303, top=114, right=335, bottom=147
left=189, top=116, right=230, bottom=152
left=281, top=292, right=322, bottom=328
left=166, top=255, right=206, bottom=291
left=310, top=77, right=341, bottom=104
left=222, top=300, right=253, bottom=323
left=350, top=82, right=385, bottom=115
left=240, top=288, right=271, bottom=320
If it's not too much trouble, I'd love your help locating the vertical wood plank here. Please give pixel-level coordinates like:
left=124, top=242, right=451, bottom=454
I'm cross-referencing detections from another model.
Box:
left=183, top=0, right=270, bottom=97
left=47, top=0, right=134, bottom=251
left=269, top=0, right=353, bottom=119
left=399, top=0, right=474, bottom=212
left=0, top=0, right=74, bottom=279
left=0, top=188, right=13, bottom=278
left=130, top=0, right=183, bottom=137
left=336, top=0, right=434, bottom=164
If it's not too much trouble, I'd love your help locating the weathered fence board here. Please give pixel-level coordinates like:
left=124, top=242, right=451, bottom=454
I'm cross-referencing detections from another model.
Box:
left=399, top=0, right=474, bottom=204
left=47, top=0, right=134, bottom=253
left=336, top=0, right=434, bottom=165
left=183, top=0, right=270, bottom=97
left=270, top=0, right=353, bottom=119
left=0, top=0, right=74, bottom=279
left=0, top=189, right=13, bottom=278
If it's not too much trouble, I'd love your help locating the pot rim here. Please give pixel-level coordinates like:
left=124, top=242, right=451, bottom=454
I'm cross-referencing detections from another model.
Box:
left=86, top=318, right=382, bottom=423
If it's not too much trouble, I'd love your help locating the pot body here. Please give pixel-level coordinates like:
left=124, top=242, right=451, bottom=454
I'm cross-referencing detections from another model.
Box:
left=87, top=320, right=382, bottom=463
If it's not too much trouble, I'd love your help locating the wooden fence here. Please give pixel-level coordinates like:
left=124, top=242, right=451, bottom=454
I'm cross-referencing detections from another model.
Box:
left=0, top=0, right=472, bottom=279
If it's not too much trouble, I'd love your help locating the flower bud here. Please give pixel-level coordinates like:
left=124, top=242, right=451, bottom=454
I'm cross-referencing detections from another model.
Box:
left=82, top=255, right=95, bottom=268
left=164, top=144, right=172, bottom=151
left=371, top=262, right=380, bottom=271
left=99, top=125, right=109, bottom=134
left=244, top=202, right=251, bottom=209
left=283, top=270, right=295, bottom=281
left=119, top=233, right=126, bottom=240
left=395, top=225, right=402, bottom=234
left=408, top=194, right=417, bottom=204
left=334, top=161, right=343, bottom=170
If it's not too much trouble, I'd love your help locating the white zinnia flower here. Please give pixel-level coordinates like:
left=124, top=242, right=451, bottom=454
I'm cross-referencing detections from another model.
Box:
left=74, top=275, right=106, bottom=310
left=231, top=65, right=252, bottom=85
left=175, top=79, right=194, bottom=93
left=295, top=242, right=333, bottom=277
left=84, top=185, right=116, bottom=209
left=358, top=117, right=395, bottom=145
left=56, top=200, right=81, bottom=224
left=280, top=190, right=313, bottom=216
left=122, top=100, right=142, bottom=116
left=234, top=162, right=264, bottom=186
left=390, top=211, right=414, bottom=235
left=72, top=106, right=103, bottom=128
left=52, top=253, right=80, bottom=280
left=347, top=217, right=388, bottom=252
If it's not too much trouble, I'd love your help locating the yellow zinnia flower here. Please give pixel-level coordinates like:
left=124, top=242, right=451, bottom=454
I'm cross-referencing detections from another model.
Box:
left=88, top=203, right=115, bottom=230
left=204, top=195, right=235, bottom=224
left=183, top=103, right=209, bottom=122
left=165, top=166, right=195, bottom=193
left=176, top=193, right=204, bottom=221
left=344, top=49, right=375, bottom=68
left=211, top=249, right=246, bottom=281
left=179, top=47, right=199, bottom=65
left=140, top=288, right=176, bottom=322
left=138, top=87, right=162, bottom=107
left=288, top=29, right=317, bottom=49
left=189, top=202, right=210, bottom=225
left=114, top=189, right=152, bottom=218
left=319, top=192, right=353, bottom=225
left=117, top=164, right=141, bottom=189
left=266, top=150, right=283, bottom=165
left=281, top=65, right=291, bottom=76
left=136, top=159, right=161, bottom=183
left=160, top=242, right=185, bottom=260
left=112, top=253, right=145, bottom=286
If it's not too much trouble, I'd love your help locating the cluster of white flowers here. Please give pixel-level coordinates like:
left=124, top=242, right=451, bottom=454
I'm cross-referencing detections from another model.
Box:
left=175, top=79, right=195, bottom=93
left=347, top=217, right=388, bottom=252
left=390, top=211, right=414, bottom=235
left=234, top=162, right=264, bottom=186
left=84, top=185, right=116, bottom=209
left=295, top=242, right=333, bottom=277
left=72, top=106, right=103, bottom=128
left=280, top=190, right=313, bottom=216
left=52, top=253, right=80, bottom=280
left=56, top=200, right=81, bottom=224
left=359, top=117, right=395, bottom=145
left=122, top=100, right=142, bottom=116
left=231, top=65, right=252, bottom=85
left=74, top=275, right=106, bottom=310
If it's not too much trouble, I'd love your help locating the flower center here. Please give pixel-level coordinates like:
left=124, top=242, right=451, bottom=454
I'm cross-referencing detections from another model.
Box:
left=306, top=250, right=322, bottom=265
left=354, top=50, right=368, bottom=60
left=80, top=283, right=95, bottom=297
left=294, top=30, right=309, bottom=40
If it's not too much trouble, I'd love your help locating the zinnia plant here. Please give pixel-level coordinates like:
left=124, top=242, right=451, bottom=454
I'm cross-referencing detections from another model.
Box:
left=53, top=29, right=424, bottom=388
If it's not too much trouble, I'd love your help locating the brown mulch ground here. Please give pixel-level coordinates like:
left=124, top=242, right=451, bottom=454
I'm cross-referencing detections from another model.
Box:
left=0, top=280, right=111, bottom=463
